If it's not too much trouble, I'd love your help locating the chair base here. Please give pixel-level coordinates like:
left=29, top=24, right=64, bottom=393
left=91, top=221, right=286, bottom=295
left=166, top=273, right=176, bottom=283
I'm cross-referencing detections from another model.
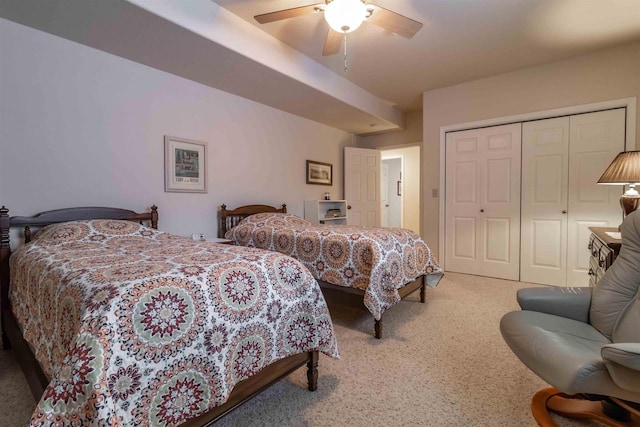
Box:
left=531, top=387, right=640, bottom=427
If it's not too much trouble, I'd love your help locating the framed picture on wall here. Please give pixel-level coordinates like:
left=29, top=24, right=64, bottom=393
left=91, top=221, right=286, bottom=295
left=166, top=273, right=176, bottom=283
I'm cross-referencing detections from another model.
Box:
left=306, top=160, right=333, bottom=186
left=164, top=135, right=207, bottom=193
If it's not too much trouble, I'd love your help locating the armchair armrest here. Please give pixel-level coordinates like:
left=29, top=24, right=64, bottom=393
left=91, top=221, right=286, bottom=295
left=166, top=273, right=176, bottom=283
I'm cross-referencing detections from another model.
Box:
left=602, top=343, right=640, bottom=393
left=517, top=287, right=591, bottom=323
left=602, top=343, right=640, bottom=371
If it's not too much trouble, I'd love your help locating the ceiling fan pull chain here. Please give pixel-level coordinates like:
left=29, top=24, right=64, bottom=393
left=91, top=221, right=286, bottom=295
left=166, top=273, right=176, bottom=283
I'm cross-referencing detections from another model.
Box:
left=343, top=32, right=348, bottom=72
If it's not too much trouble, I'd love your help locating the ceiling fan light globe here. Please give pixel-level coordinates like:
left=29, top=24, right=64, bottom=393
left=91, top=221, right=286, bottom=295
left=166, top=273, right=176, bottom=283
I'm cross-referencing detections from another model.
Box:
left=324, top=0, right=367, bottom=33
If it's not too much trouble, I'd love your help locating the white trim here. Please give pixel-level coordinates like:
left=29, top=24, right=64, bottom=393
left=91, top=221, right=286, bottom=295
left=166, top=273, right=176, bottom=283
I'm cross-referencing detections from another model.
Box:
left=438, top=97, right=637, bottom=268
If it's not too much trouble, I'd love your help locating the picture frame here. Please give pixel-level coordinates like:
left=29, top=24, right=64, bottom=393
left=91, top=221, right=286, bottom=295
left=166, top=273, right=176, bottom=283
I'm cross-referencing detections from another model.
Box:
left=397, top=180, right=402, bottom=196
left=164, top=135, right=207, bottom=193
left=306, top=160, right=333, bottom=186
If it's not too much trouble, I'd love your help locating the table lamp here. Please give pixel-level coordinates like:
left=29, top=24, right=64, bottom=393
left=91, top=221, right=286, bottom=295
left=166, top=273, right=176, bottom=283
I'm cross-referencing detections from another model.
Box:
left=597, top=150, right=640, bottom=217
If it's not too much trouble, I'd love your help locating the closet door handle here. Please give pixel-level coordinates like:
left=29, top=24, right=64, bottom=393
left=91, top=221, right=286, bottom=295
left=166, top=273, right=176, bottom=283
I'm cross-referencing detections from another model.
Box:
left=480, top=209, right=484, bottom=212
left=562, top=210, right=567, bottom=214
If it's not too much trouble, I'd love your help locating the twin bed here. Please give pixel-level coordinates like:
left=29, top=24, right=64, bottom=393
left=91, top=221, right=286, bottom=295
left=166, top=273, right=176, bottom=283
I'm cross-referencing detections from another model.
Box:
left=219, top=204, right=443, bottom=339
left=0, top=205, right=338, bottom=425
left=1, top=201, right=442, bottom=424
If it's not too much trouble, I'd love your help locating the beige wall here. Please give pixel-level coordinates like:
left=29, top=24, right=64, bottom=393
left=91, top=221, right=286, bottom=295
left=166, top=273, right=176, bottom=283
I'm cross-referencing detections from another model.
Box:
left=0, top=19, right=354, bottom=239
left=423, top=41, right=640, bottom=257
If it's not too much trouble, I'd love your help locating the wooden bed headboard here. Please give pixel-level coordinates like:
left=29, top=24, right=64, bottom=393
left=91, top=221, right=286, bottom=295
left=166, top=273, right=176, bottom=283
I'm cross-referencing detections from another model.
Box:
left=218, top=204, right=286, bottom=238
left=0, top=205, right=158, bottom=313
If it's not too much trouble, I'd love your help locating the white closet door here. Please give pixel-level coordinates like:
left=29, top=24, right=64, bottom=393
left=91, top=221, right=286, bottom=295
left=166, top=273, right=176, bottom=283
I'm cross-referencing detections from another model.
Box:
left=445, top=123, right=521, bottom=280
left=566, top=109, right=625, bottom=286
left=521, top=117, right=570, bottom=285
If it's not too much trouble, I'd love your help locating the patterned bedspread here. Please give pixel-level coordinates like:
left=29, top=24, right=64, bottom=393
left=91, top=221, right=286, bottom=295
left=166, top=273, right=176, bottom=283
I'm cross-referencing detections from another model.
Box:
left=225, top=213, right=443, bottom=320
left=10, top=220, right=338, bottom=426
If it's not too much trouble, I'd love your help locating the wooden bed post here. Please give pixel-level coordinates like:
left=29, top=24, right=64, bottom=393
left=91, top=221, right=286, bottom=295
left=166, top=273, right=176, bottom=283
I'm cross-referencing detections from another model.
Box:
left=1, top=206, right=11, bottom=350
left=374, top=319, right=382, bottom=339
left=150, top=205, right=158, bottom=229
left=218, top=204, right=227, bottom=238
left=307, top=350, right=319, bottom=391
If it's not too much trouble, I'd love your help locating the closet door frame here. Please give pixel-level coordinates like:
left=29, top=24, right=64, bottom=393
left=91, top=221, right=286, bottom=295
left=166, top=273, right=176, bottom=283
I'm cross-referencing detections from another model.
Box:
left=438, top=97, right=637, bottom=270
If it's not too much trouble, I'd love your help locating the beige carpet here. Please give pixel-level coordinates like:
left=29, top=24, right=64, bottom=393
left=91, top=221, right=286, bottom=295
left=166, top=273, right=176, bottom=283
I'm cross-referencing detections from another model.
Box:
left=0, top=273, right=601, bottom=426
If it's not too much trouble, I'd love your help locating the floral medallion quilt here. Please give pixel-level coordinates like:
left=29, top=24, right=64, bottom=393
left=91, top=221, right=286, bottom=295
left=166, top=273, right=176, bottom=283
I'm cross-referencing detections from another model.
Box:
left=225, top=213, right=443, bottom=320
left=10, top=220, right=338, bottom=426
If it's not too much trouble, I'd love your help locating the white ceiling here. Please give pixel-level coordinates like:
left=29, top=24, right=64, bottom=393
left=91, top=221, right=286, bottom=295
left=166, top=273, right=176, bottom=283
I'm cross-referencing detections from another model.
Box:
left=2, top=0, right=639, bottom=135
left=215, top=0, right=640, bottom=111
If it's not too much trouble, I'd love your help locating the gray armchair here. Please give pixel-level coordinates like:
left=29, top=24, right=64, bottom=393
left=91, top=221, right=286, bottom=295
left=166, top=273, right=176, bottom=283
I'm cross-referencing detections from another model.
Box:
left=501, top=210, right=640, bottom=426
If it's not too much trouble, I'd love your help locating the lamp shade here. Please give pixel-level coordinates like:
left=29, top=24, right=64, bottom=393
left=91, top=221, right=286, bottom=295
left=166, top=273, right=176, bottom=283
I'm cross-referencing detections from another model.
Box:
left=598, top=150, right=640, bottom=218
left=324, top=0, right=367, bottom=33
left=597, top=151, right=640, bottom=184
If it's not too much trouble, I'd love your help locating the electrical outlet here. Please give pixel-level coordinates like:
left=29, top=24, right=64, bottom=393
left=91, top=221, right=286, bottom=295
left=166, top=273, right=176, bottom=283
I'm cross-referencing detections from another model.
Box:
left=192, top=233, right=205, bottom=241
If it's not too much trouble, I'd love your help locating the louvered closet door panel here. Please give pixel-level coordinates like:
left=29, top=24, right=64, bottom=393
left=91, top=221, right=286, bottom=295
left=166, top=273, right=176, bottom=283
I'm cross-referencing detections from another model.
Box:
left=566, top=109, right=625, bottom=286
left=521, top=117, right=569, bottom=286
left=445, top=124, right=521, bottom=280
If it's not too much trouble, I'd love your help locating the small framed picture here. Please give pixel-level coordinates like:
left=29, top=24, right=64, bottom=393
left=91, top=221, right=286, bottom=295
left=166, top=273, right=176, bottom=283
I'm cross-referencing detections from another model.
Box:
left=164, top=136, right=207, bottom=193
left=306, top=160, right=333, bottom=186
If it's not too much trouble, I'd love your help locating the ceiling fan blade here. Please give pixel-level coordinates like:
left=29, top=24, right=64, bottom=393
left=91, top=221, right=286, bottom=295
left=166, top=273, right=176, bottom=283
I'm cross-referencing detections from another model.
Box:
left=255, top=4, right=325, bottom=24
left=323, top=29, right=344, bottom=56
left=365, top=4, right=423, bottom=38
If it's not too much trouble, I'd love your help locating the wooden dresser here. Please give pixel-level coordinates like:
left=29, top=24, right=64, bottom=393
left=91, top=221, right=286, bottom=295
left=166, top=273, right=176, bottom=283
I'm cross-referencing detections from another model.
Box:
left=588, top=227, right=622, bottom=287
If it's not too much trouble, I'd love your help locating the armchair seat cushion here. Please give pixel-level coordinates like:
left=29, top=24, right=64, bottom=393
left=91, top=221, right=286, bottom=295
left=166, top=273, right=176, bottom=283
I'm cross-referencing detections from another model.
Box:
left=501, top=310, right=618, bottom=396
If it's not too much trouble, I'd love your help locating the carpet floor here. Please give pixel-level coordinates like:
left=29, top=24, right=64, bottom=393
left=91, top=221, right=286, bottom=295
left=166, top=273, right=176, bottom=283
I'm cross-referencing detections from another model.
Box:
left=0, top=272, right=602, bottom=426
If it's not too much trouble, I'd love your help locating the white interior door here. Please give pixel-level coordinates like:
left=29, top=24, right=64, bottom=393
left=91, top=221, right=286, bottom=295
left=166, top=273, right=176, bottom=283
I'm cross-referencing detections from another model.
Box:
left=521, top=117, right=570, bottom=286
left=344, top=147, right=381, bottom=226
left=445, top=123, right=521, bottom=280
left=566, top=109, right=625, bottom=285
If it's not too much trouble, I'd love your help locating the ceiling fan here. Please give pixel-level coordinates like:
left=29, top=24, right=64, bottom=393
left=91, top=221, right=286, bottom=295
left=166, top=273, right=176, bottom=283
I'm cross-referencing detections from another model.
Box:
left=254, top=0, right=423, bottom=56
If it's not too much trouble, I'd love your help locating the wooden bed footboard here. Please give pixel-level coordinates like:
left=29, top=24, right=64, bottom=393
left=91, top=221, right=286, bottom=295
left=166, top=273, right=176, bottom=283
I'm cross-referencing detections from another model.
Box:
left=0, top=205, right=319, bottom=424
left=184, top=350, right=318, bottom=426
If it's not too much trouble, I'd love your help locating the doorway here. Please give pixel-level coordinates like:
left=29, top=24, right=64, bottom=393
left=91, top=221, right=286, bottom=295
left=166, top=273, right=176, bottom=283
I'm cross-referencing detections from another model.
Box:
left=381, top=158, right=402, bottom=227
left=380, top=145, right=421, bottom=235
